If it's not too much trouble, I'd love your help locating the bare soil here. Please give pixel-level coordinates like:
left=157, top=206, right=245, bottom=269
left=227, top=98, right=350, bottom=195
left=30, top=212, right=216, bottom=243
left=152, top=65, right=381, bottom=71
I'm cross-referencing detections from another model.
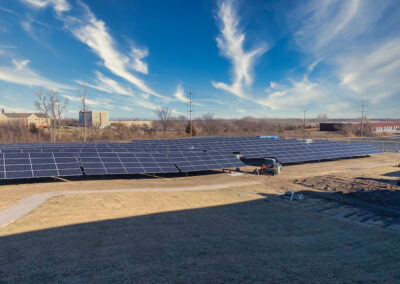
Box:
left=295, top=175, right=400, bottom=209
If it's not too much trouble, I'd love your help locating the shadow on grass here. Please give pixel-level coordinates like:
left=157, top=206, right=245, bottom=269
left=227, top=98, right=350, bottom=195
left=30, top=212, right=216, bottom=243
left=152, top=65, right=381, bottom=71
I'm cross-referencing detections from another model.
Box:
left=0, top=170, right=226, bottom=186
left=382, top=171, right=400, bottom=178
left=1, top=195, right=400, bottom=282
left=356, top=177, right=400, bottom=186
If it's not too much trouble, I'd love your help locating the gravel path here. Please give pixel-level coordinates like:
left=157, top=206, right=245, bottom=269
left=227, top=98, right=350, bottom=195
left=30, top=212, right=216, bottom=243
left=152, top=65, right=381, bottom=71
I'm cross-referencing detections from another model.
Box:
left=0, top=181, right=260, bottom=229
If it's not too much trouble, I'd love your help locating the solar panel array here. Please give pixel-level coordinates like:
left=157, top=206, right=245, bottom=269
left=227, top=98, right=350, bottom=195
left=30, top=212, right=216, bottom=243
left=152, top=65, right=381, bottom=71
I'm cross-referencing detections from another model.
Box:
left=0, top=136, right=382, bottom=180
left=168, top=151, right=244, bottom=172
left=0, top=152, right=81, bottom=179
left=77, top=152, right=178, bottom=175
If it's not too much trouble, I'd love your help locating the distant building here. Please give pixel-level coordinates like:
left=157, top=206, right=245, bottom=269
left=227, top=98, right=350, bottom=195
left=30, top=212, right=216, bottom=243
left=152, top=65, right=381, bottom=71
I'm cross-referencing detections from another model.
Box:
left=372, top=122, right=400, bottom=133
left=110, top=120, right=153, bottom=128
left=320, top=122, right=400, bottom=133
left=79, top=111, right=109, bottom=128
left=0, top=109, right=50, bottom=128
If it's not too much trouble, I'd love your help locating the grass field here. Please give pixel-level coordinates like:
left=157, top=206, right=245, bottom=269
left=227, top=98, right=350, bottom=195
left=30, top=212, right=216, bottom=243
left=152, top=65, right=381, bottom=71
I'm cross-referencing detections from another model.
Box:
left=1, top=188, right=400, bottom=282
left=1, top=153, right=400, bottom=282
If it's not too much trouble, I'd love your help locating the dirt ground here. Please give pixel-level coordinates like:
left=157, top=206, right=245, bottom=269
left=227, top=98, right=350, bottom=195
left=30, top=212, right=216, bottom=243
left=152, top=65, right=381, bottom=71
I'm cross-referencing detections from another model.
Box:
left=1, top=153, right=400, bottom=282
left=295, top=175, right=400, bottom=209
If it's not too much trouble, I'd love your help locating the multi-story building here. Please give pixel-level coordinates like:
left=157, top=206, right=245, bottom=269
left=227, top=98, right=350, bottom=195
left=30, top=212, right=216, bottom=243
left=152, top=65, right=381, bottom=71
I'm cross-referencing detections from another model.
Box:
left=0, top=109, right=51, bottom=128
left=79, top=111, right=109, bottom=128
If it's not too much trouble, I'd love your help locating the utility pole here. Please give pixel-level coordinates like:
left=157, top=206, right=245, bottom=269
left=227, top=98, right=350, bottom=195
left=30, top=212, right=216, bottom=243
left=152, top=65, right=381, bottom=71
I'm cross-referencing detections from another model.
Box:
left=303, top=110, right=307, bottom=140
left=360, top=102, right=367, bottom=137
left=187, top=89, right=194, bottom=138
left=79, top=86, right=88, bottom=143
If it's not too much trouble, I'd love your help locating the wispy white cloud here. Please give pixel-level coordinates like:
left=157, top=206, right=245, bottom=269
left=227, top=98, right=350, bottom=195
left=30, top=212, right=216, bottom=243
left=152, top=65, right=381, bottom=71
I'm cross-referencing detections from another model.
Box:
left=135, top=100, right=159, bottom=111
left=260, top=76, right=325, bottom=110
left=76, top=71, right=166, bottom=112
left=63, top=94, right=97, bottom=106
left=63, top=94, right=116, bottom=110
left=212, top=0, right=267, bottom=98
left=268, top=0, right=400, bottom=117
left=294, top=0, right=361, bottom=51
left=22, top=0, right=169, bottom=101
left=20, top=16, right=56, bottom=52
left=129, top=46, right=149, bottom=74
left=0, top=58, right=73, bottom=90
left=77, top=71, right=135, bottom=96
left=173, top=83, right=204, bottom=107
left=20, top=0, right=70, bottom=14
left=0, top=23, right=8, bottom=33
left=61, top=2, right=168, bottom=100
left=338, top=38, right=400, bottom=103
left=0, top=6, right=19, bottom=16
left=0, top=104, right=34, bottom=113
left=174, top=83, right=188, bottom=103
left=120, top=106, right=133, bottom=112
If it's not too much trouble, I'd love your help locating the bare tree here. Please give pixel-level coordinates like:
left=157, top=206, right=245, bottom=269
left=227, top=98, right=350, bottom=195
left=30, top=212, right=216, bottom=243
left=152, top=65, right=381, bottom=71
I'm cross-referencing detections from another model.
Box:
left=34, top=88, right=50, bottom=139
left=201, top=112, right=219, bottom=136
left=79, top=86, right=89, bottom=142
left=34, top=88, right=67, bottom=142
left=55, top=95, right=69, bottom=140
left=155, top=107, right=172, bottom=134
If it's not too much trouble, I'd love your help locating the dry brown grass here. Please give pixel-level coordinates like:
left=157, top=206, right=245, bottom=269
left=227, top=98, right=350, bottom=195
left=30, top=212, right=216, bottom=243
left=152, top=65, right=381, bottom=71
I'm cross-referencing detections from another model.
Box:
left=0, top=172, right=262, bottom=211
left=0, top=185, right=265, bottom=236
left=1, top=186, right=400, bottom=282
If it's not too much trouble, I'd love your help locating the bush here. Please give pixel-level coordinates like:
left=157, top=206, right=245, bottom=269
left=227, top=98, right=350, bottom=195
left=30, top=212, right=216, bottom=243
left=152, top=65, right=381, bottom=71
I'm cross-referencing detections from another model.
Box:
left=185, top=123, right=196, bottom=136
left=29, top=124, right=39, bottom=134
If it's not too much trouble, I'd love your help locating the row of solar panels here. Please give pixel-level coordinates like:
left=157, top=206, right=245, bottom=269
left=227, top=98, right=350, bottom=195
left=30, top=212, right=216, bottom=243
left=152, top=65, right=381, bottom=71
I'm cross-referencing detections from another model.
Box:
left=241, top=143, right=381, bottom=162
left=0, top=137, right=383, bottom=180
left=0, top=141, right=376, bottom=153
left=0, top=137, right=308, bottom=150
left=0, top=151, right=244, bottom=180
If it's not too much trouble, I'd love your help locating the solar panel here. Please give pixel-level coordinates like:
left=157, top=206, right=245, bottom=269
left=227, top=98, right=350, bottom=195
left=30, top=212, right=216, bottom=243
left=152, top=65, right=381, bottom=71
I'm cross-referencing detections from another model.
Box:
left=168, top=151, right=244, bottom=172
left=0, top=152, right=82, bottom=180
left=0, top=137, right=383, bottom=180
left=76, top=151, right=179, bottom=175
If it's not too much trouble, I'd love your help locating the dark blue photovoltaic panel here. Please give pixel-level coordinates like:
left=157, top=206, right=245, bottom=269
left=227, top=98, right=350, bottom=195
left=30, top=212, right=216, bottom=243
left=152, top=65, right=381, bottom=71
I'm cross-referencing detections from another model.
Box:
left=5, top=164, right=31, bottom=171
left=58, top=169, right=82, bottom=176
left=85, top=168, right=107, bottom=175
left=0, top=137, right=383, bottom=179
left=31, top=158, right=54, bottom=164
left=33, top=170, right=59, bottom=178
left=6, top=171, right=33, bottom=179
left=76, top=152, right=179, bottom=175
left=0, top=151, right=82, bottom=180
left=168, top=151, right=244, bottom=172
left=31, top=164, right=57, bottom=170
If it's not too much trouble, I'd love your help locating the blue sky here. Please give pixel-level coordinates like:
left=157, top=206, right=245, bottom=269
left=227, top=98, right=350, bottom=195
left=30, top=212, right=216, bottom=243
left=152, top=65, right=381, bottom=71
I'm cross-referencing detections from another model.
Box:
left=0, top=0, right=399, bottom=119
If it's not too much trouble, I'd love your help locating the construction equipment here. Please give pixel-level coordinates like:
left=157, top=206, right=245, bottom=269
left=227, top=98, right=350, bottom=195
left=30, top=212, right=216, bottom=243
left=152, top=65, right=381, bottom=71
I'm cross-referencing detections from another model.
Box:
left=255, top=158, right=282, bottom=176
